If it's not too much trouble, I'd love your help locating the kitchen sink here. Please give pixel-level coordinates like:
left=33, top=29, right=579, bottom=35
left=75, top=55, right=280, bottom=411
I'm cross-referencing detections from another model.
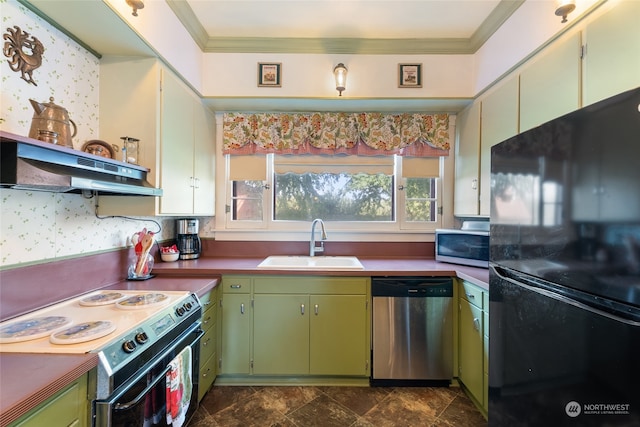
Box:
left=257, top=255, right=365, bottom=270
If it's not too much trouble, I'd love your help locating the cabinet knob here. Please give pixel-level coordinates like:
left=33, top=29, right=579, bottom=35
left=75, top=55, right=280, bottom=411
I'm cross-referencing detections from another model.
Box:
left=473, top=317, right=480, bottom=331
left=314, top=304, right=319, bottom=315
left=301, top=304, right=305, bottom=315
left=240, top=303, right=245, bottom=314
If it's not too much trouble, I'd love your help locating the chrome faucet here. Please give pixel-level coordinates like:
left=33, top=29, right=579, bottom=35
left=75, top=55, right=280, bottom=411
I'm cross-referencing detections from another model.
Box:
left=309, top=218, right=327, bottom=256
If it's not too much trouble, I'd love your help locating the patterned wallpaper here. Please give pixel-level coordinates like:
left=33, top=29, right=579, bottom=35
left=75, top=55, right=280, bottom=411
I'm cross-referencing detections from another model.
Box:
left=0, top=1, right=212, bottom=268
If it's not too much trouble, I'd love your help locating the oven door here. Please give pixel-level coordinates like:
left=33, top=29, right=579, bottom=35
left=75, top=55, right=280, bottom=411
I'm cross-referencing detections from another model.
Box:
left=94, top=326, right=203, bottom=427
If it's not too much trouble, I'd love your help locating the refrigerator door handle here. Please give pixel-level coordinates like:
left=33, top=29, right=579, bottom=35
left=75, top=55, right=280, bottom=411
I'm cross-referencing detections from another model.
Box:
left=491, top=266, right=640, bottom=327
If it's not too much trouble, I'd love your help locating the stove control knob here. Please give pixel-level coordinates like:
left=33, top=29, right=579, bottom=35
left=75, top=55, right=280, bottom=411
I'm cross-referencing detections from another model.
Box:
left=122, top=340, right=137, bottom=353
left=135, top=332, right=149, bottom=345
left=176, top=306, right=186, bottom=317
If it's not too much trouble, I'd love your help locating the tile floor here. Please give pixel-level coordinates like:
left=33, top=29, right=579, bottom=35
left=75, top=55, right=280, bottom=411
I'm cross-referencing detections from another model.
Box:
left=190, top=385, right=488, bottom=427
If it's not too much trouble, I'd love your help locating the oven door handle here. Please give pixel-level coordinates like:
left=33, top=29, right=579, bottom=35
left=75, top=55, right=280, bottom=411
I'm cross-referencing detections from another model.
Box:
left=114, top=365, right=172, bottom=412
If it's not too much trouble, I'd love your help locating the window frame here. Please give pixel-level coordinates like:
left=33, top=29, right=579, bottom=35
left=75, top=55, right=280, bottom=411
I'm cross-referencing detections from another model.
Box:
left=224, top=154, right=444, bottom=233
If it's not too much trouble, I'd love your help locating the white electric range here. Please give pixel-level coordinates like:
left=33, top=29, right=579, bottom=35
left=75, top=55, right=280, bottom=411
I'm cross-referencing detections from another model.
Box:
left=0, top=289, right=203, bottom=419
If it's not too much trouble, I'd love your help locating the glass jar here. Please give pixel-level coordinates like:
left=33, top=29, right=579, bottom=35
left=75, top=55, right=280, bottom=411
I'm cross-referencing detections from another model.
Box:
left=128, top=253, right=154, bottom=279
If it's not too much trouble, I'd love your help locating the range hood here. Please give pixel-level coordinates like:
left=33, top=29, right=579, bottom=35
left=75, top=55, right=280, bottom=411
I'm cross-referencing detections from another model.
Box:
left=1, top=131, right=162, bottom=196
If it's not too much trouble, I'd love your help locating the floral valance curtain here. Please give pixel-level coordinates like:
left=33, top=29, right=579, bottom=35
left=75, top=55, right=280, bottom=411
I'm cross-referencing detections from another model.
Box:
left=223, top=112, right=450, bottom=157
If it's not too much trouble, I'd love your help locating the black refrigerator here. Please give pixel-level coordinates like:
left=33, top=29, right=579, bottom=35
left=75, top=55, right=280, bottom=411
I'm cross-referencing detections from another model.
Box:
left=489, top=87, right=640, bottom=426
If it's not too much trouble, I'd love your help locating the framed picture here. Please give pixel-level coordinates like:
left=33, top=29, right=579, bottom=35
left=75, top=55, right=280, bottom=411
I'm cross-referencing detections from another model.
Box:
left=258, top=63, right=282, bottom=87
left=398, top=63, right=422, bottom=88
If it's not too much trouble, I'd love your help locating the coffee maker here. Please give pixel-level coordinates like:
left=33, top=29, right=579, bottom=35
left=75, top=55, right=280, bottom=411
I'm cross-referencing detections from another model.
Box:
left=176, top=218, right=201, bottom=260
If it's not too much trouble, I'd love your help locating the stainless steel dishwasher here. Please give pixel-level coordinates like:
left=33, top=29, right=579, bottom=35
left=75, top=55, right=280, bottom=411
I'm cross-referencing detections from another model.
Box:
left=371, top=276, right=453, bottom=386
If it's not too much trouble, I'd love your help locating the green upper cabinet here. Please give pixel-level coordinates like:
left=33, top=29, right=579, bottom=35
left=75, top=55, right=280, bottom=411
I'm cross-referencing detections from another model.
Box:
left=309, top=294, right=368, bottom=376
left=520, top=32, right=582, bottom=132
left=192, top=98, right=216, bottom=215
left=253, top=293, right=310, bottom=375
left=583, top=0, right=640, bottom=106
left=160, top=69, right=196, bottom=214
left=159, top=70, right=216, bottom=215
left=479, top=76, right=519, bottom=216
left=454, top=101, right=481, bottom=216
left=97, top=58, right=215, bottom=217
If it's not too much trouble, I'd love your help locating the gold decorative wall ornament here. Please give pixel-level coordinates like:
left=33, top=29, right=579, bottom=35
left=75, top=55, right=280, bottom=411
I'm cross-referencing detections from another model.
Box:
left=3, top=26, right=44, bottom=86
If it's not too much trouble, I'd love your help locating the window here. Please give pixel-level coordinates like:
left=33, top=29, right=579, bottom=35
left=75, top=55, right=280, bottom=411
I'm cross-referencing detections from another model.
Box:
left=275, top=172, right=394, bottom=221
left=232, top=181, right=263, bottom=221
left=226, top=154, right=442, bottom=232
left=404, top=177, right=438, bottom=222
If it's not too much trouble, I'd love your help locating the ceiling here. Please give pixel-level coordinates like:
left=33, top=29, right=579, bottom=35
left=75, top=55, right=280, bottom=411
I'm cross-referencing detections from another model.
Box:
left=167, top=0, right=526, bottom=54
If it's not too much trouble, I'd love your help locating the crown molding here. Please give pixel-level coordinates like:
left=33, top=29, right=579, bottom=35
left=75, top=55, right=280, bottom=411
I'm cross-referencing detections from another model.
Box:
left=202, top=97, right=473, bottom=113
left=167, top=0, right=525, bottom=55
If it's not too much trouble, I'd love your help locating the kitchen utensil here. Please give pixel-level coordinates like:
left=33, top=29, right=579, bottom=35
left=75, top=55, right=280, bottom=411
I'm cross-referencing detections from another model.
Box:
left=28, top=97, right=77, bottom=149
left=134, top=232, right=154, bottom=276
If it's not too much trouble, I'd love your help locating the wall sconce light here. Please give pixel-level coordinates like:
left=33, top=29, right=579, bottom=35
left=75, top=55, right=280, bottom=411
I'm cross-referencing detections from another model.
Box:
left=125, top=0, right=144, bottom=17
left=334, top=63, right=348, bottom=96
left=555, top=0, right=576, bottom=23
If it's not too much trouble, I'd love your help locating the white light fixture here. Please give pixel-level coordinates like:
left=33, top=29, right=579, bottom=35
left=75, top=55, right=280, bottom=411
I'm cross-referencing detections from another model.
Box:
left=126, top=0, right=144, bottom=17
left=334, top=63, right=348, bottom=96
left=555, top=0, right=576, bottom=23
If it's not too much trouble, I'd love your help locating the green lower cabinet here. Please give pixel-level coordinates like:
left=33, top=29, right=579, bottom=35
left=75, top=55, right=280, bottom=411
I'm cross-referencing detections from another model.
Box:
left=309, top=294, right=367, bottom=376
left=458, top=280, right=489, bottom=417
left=459, top=294, right=484, bottom=402
left=220, top=292, right=252, bottom=374
left=220, top=275, right=370, bottom=381
left=198, top=287, right=218, bottom=401
left=9, top=372, right=89, bottom=427
left=253, top=294, right=310, bottom=375
left=253, top=293, right=368, bottom=377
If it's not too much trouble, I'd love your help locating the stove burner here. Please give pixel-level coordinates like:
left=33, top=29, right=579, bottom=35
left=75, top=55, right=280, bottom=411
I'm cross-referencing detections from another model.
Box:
left=79, top=292, right=127, bottom=306
left=0, top=316, right=73, bottom=343
left=50, top=320, right=117, bottom=345
left=116, top=293, right=169, bottom=310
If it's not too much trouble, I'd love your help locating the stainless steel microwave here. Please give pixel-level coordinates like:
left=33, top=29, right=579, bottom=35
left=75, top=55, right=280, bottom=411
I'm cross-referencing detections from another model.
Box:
left=435, top=222, right=489, bottom=268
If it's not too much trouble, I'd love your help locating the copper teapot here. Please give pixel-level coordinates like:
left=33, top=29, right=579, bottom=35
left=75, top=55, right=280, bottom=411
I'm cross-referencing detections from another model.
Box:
left=28, top=97, right=77, bottom=148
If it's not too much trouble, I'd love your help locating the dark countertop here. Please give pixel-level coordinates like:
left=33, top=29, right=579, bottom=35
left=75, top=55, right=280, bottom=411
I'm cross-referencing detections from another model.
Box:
left=1, top=257, right=488, bottom=426
left=152, top=256, right=489, bottom=290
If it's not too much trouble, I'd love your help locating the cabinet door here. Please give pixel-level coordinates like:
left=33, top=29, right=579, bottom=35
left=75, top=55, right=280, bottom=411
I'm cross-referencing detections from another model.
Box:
left=520, top=32, right=581, bottom=132
left=584, top=0, right=640, bottom=106
left=199, top=354, right=216, bottom=402
left=253, top=294, right=309, bottom=375
left=309, top=295, right=368, bottom=376
left=192, top=100, right=216, bottom=215
left=159, top=69, right=195, bottom=214
left=220, top=293, right=251, bottom=374
left=459, top=299, right=483, bottom=403
left=479, top=76, right=519, bottom=216
left=483, top=310, right=489, bottom=412
left=454, top=102, right=481, bottom=216
left=11, top=373, right=88, bottom=427
left=572, top=96, right=640, bottom=222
